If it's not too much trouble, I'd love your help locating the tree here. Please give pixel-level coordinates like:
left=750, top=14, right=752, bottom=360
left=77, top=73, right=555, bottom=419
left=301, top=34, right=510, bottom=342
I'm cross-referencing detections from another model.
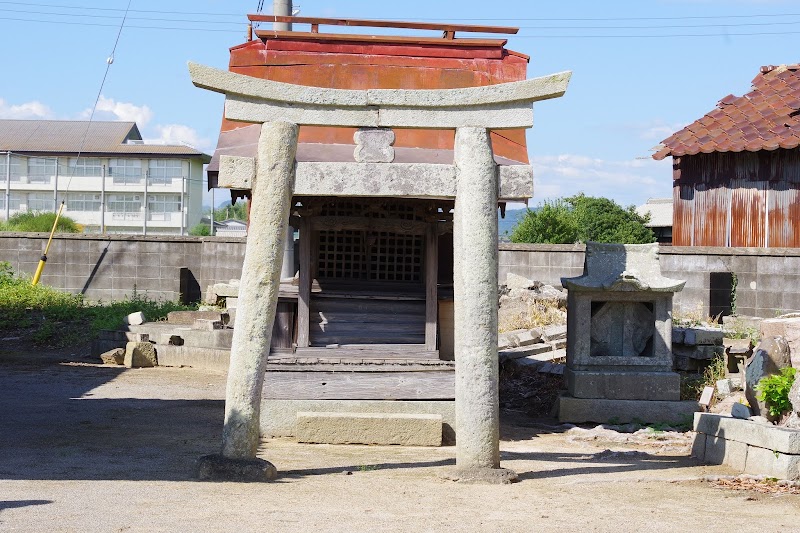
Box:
left=213, top=200, right=249, bottom=222
left=510, top=194, right=655, bottom=244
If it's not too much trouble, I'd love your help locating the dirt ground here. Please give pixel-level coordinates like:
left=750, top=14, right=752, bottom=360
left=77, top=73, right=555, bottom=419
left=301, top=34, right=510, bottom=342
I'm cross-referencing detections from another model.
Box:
left=1, top=352, right=799, bottom=533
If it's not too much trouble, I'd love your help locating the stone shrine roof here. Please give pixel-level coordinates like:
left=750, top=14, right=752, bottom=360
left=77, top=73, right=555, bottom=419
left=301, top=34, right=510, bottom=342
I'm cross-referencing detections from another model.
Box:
left=561, top=242, right=685, bottom=293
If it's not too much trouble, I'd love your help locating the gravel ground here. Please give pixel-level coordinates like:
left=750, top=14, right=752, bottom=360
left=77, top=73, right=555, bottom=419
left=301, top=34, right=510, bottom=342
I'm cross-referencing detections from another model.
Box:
left=1, top=354, right=798, bottom=533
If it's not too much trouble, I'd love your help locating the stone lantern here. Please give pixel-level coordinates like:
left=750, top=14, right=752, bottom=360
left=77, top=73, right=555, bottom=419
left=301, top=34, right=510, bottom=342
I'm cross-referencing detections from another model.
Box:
left=558, top=242, right=699, bottom=423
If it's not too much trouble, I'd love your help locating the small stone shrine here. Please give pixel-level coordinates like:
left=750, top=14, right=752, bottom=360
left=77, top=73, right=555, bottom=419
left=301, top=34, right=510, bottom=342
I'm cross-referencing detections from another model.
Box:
left=558, top=242, right=699, bottom=423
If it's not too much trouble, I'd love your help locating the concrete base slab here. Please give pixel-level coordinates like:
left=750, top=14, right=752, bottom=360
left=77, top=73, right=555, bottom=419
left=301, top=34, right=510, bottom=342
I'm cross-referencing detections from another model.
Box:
left=566, top=369, right=681, bottom=400
left=296, top=412, right=442, bottom=446
left=440, top=466, right=519, bottom=484
left=261, top=399, right=456, bottom=443
left=196, top=454, right=277, bottom=482
left=558, top=395, right=699, bottom=424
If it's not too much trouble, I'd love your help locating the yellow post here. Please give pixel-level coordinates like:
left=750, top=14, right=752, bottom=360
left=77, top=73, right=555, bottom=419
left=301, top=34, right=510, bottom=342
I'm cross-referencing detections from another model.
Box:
left=31, top=202, right=65, bottom=286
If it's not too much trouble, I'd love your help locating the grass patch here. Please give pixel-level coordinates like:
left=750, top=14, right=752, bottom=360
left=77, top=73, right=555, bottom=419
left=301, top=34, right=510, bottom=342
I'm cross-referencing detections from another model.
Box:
left=0, top=261, right=195, bottom=348
left=0, top=211, right=80, bottom=233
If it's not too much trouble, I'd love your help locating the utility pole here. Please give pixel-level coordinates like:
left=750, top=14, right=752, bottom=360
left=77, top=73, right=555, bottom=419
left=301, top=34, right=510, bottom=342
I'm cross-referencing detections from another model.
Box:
left=273, top=0, right=292, bottom=31
left=4, top=151, right=10, bottom=221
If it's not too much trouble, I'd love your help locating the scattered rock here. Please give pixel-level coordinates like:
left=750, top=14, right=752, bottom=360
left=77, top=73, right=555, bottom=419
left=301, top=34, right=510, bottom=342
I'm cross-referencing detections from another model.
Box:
left=731, top=402, right=751, bottom=420
left=124, top=341, right=157, bottom=368
left=99, top=347, right=124, bottom=365
left=505, top=273, right=539, bottom=291
left=123, top=311, right=146, bottom=326
left=716, top=378, right=733, bottom=396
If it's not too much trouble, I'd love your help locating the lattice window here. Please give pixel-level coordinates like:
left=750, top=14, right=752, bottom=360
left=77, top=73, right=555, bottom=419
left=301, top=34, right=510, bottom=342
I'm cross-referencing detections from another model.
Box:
left=314, top=200, right=425, bottom=283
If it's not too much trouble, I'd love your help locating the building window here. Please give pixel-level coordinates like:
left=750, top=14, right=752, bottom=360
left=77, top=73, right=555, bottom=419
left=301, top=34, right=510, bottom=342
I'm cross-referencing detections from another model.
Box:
left=27, top=193, right=52, bottom=211
left=148, top=194, right=181, bottom=221
left=148, top=159, right=183, bottom=185
left=67, top=193, right=102, bottom=212
left=63, top=157, right=103, bottom=177
left=27, top=157, right=56, bottom=183
left=108, top=194, right=142, bottom=213
left=0, top=155, right=23, bottom=181
left=109, top=159, right=142, bottom=184
left=148, top=194, right=181, bottom=213
left=0, top=192, right=23, bottom=210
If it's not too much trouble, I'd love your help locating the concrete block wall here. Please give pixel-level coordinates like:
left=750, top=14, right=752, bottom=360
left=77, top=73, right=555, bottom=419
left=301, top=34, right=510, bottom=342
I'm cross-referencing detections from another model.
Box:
left=3, top=234, right=800, bottom=318
left=499, top=244, right=800, bottom=319
left=0, top=233, right=245, bottom=302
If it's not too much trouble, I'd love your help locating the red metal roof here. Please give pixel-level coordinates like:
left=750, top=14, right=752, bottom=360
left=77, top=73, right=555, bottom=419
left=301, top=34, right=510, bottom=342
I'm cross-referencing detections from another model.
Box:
left=653, top=64, right=800, bottom=161
left=206, top=16, right=532, bottom=188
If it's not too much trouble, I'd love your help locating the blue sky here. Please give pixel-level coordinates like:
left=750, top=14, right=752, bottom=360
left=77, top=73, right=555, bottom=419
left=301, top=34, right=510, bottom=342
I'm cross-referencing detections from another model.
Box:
left=1, top=0, right=799, bottom=209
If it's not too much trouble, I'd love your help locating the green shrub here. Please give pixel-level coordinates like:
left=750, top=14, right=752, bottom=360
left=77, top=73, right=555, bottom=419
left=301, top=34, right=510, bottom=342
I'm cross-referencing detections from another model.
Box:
left=189, top=223, right=211, bottom=236
left=1, top=211, right=80, bottom=233
left=0, top=263, right=195, bottom=346
left=756, top=367, right=796, bottom=418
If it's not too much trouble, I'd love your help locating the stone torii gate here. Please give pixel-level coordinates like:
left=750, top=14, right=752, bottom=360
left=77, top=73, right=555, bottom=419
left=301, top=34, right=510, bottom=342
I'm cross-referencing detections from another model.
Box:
left=190, top=62, right=570, bottom=482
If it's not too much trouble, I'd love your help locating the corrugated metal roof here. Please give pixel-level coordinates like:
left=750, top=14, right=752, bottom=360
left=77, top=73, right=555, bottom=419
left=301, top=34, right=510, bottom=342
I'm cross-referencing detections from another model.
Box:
left=654, top=64, right=800, bottom=161
left=0, top=119, right=208, bottom=157
left=635, top=197, right=673, bottom=228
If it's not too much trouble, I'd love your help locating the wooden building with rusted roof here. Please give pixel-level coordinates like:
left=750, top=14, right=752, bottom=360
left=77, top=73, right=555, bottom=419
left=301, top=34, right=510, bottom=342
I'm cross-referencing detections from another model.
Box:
left=654, top=64, right=800, bottom=247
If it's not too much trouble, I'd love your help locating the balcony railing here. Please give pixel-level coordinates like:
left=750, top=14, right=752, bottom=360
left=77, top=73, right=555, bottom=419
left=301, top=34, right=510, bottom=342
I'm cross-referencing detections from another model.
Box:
left=147, top=175, right=184, bottom=186
left=110, top=212, right=143, bottom=221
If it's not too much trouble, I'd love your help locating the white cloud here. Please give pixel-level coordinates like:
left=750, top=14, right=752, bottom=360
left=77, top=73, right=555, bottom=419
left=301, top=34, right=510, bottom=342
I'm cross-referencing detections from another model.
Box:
left=531, top=154, right=673, bottom=208
left=0, top=98, right=53, bottom=119
left=83, top=95, right=154, bottom=126
left=148, top=124, right=212, bottom=152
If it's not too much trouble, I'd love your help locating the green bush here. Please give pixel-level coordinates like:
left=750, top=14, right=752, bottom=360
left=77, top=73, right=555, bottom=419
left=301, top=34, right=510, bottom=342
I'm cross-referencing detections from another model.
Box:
left=0, top=262, right=195, bottom=346
left=1, top=211, right=81, bottom=233
left=189, top=223, right=211, bottom=236
left=756, top=367, right=796, bottom=418
left=511, top=194, right=655, bottom=244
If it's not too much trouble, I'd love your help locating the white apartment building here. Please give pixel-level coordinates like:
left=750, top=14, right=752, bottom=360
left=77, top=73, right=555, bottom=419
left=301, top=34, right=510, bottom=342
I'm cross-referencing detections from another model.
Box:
left=0, top=120, right=210, bottom=235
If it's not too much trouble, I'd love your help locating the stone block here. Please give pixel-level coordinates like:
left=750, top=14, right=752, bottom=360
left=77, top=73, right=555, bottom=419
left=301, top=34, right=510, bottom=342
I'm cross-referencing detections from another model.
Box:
left=353, top=128, right=395, bottom=163
left=123, top=311, right=146, bottom=326
left=193, top=319, right=223, bottom=331
left=295, top=412, right=442, bottom=446
left=693, top=413, right=800, bottom=454
left=505, top=272, right=537, bottom=290
left=744, top=445, right=800, bottom=480
left=716, top=378, right=734, bottom=396
left=261, top=399, right=456, bottom=443
left=124, top=341, right=157, bottom=368
left=166, top=310, right=228, bottom=326
left=99, top=348, right=124, bottom=365
left=672, top=327, right=685, bottom=344
left=557, top=396, right=699, bottom=424
left=566, top=369, right=681, bottom=401
left=541, top=324, right=567, bottom=342
left=499, top=343, right=553, bottom=361
left=691, top=432, right=706, bottom=460
left=684, top=326, right=723, bottom=346
left=704, top=435, right=748, bottom=471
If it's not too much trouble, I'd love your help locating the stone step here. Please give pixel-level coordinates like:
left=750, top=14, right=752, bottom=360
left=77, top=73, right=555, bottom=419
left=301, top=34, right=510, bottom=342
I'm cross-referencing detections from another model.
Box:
left=295, top=411, right=443, bottom=446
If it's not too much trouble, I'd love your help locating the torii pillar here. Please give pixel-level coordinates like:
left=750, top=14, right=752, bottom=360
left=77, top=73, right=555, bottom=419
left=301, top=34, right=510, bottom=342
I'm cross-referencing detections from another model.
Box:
left=190, top=62, right=570, bottom=482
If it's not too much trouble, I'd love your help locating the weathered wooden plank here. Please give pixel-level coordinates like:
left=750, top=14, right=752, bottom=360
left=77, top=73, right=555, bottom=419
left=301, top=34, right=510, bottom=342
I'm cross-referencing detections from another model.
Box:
left=297, top=218, right=311, bottom=348
left=425, top=224, right=438, bottom=351
left=263, top=370, right=455, bottom=400
left=271, top=301, right=295, bottom=349
left=312, top=297, right=424, bottom=314
left=311, top=312, right=424, bottom=324
left=311, top=333, right=426, bottom=345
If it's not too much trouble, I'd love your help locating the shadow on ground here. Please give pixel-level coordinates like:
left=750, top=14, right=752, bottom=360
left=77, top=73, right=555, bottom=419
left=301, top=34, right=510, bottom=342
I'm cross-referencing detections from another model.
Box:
left=0, top=356, right=695, bottom=484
